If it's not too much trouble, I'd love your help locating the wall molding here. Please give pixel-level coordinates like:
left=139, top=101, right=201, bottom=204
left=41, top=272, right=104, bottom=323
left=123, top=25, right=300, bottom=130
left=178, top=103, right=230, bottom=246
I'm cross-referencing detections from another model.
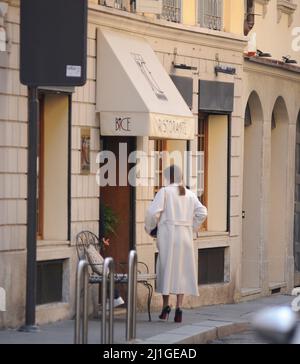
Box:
left=277, top=0, right=297, bottom=26
left=89, top=4, right=247, bottom=54
left=255, top=0, right=270, bottom=18
left=244, top=58, right=300, bottom=84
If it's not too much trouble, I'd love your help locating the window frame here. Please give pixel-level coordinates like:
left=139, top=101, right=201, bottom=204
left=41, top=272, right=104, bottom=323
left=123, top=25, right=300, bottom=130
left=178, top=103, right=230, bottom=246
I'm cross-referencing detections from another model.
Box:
left=161, top=0, right=182, bottom=23
left=197, top=113, right=209, bottom=231
left=37, top=95, right=45, bottom=240
left=154, top=139, right=167, bottom=194
left=36, top=259, right=64, bottom=305
left=36, top=91, right=72, bottom=242
left=197, top=0, right=223, bottom=31
left=197, top=112, right=231, bottom=234
left=198, top=247, right=225, bottom=285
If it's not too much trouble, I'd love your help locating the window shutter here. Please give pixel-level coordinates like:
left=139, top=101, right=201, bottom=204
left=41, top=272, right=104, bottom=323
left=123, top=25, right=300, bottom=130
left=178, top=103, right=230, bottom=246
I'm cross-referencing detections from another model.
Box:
left=198, top=0, right=223, bottom=30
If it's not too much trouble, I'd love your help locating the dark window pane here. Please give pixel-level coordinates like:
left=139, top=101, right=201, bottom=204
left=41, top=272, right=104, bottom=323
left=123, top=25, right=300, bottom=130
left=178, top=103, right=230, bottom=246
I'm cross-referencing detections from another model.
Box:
left=198, top=122, right=204, bottom=136
left=296, top=253, right=300, bottom=272
left=297, top=184, right=300, bottom=202
left=297, top=144, right=300, bottom=174
left=295, top=213, right=300, bottom=243
left=198, top=137, right=205, bottom=152
left=37, top=260, right=63, bottom=305
left=198, top=248, right=225, bottom=285
left=244, top=103, right=252, bottom=127
left=271, top=112, right=276, bottom=130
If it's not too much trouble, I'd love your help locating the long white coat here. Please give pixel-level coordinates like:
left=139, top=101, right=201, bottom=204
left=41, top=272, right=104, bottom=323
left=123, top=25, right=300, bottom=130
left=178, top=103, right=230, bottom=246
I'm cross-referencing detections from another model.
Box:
left=145, top=184, right=208, bottom=296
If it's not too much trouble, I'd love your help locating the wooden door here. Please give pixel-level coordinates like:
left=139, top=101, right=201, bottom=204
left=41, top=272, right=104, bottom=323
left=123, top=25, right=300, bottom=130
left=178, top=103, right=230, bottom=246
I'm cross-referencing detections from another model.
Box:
left=100, top=137, right=136, bottom=267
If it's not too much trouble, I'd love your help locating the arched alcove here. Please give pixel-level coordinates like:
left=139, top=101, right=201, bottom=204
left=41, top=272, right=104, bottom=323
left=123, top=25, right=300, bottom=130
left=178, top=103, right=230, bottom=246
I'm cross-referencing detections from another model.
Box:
left=242, top=91, right=264, bottom=291
left=294, top=110, right=300, bottom=286
left=269, top=96, right=289, bottom=286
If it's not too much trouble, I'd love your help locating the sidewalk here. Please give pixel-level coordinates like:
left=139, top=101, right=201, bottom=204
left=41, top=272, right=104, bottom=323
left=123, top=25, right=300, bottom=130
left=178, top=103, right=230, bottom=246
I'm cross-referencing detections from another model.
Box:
left=0, top=295, right=294, bottom=344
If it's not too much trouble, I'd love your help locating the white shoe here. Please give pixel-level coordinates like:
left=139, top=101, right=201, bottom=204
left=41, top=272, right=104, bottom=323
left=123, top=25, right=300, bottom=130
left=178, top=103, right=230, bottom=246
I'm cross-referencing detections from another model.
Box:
left=113, top=296, right=124, bottom=308
left=106, top=296, right=125, bottom=309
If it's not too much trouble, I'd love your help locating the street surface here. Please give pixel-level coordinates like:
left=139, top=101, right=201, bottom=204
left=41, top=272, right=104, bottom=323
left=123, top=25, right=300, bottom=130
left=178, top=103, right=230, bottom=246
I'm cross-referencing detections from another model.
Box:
left=208, top=330, right=269, bottom=344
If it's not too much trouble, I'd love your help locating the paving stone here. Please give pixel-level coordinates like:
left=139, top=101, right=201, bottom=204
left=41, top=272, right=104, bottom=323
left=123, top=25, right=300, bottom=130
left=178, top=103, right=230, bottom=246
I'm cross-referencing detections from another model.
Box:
left=0, top=294, right=294, bottom=344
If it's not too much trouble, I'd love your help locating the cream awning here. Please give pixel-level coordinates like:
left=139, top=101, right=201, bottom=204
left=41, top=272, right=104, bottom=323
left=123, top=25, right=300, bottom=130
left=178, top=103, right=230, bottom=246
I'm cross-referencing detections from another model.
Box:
left=96, top=29, right=195, bottom=140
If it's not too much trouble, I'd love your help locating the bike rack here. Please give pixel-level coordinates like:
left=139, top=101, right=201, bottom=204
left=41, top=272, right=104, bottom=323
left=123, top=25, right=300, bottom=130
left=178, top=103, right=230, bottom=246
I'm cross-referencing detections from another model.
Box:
left=74, top=259, right=89, bottom=344
left=101, top=257, right=115, bottom=344
left=126, top=250, right=137, bottom=342
left=75, top=252, right=138, bottom=344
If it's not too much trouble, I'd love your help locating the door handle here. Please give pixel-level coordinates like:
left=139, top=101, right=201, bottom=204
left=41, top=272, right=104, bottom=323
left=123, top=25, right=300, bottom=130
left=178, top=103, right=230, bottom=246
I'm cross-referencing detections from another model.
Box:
left=242, top=211, right=246, bottom=219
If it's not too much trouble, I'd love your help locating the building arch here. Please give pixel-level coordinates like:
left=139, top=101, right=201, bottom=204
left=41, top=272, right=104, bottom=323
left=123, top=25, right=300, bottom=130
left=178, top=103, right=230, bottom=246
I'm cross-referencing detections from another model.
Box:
left=242, top=90, right=264, bottom=291
left=268, top=96, right=290, bottom=287
left=294, top=110, right=300, bottom=287
left=271, top=96, right=290, bottom=126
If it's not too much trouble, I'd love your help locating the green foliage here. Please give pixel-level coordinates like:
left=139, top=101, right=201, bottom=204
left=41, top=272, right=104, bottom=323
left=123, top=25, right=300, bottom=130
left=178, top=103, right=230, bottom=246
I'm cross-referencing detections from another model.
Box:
left=103, top=204, right=119, bottom=237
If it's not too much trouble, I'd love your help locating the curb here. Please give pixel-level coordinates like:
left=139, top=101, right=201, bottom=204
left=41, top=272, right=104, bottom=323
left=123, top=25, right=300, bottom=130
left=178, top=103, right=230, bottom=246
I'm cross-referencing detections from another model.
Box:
left=138, top=320, right=251, bottom=344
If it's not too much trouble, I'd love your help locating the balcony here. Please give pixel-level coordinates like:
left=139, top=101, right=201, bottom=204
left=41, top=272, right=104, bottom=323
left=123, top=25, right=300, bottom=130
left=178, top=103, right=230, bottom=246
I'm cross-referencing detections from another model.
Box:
left=98, top=0, right=131, bottom=11
left=160, top=0, right=182, bottom=23
left=198, top=0, right=223, bottom=31
left=97, top=0, right=224, bottom=30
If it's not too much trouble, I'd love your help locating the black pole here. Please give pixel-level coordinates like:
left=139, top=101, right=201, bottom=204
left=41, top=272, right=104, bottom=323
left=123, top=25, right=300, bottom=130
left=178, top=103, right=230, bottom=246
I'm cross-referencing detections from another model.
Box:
left=19, top=86, right=39, bottom=332
left=186, top=140, right=191, bottom=189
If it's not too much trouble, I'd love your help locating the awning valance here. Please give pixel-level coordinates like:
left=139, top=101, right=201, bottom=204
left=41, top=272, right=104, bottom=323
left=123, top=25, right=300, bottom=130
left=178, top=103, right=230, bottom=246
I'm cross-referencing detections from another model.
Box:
left=96, top=29, right=195, bottom=140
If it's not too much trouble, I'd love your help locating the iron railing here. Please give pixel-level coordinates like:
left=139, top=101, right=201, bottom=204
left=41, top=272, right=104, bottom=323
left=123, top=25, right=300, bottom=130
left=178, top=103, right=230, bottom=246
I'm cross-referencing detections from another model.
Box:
left=198, top=0, right=223, bottom=31
left=98, top=0, right=224, bottom=30
left=161, top=0, right=181, bottom=23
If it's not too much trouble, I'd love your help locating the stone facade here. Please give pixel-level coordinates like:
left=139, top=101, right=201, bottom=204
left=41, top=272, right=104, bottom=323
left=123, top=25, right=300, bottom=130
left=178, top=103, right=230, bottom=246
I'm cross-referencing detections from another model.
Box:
left=240, top=0, right=300, bottom=300
left=0, top=0, right=299, bottom=329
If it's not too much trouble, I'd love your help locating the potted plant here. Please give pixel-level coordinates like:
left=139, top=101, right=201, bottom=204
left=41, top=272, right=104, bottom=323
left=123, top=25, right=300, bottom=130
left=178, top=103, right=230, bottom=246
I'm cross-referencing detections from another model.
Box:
left=103, top=204, right=119, bottom=238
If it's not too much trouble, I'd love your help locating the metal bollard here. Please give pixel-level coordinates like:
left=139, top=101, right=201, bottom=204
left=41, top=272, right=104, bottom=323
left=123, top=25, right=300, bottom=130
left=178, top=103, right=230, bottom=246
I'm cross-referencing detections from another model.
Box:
left=126, top=250, right=137, bottom=342
left=74, top=259, right=89, bottom=344
left=101, top=257, right=115, bottom=344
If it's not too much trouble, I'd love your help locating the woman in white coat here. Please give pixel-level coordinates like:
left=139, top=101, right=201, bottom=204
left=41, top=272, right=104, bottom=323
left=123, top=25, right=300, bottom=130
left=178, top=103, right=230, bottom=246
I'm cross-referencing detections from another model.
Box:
left=145, top=165, right=207, bottom=323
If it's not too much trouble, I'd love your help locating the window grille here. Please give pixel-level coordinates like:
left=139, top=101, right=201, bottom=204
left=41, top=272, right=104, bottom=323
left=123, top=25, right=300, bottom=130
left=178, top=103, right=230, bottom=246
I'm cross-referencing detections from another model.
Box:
left=198, top=0, right=223, bottom=31
left=161, top=0, right=182, bottom=23
left=198, top=248, right=225, bottom=285
left=37, top=260, right=64, bottom=305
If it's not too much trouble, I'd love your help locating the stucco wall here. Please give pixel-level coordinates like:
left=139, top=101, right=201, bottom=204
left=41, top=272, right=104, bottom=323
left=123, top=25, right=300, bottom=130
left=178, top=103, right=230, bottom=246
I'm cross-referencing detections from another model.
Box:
left=253, top=0, right=300, bottom=63
left=242, top=60, right=300, bottom=298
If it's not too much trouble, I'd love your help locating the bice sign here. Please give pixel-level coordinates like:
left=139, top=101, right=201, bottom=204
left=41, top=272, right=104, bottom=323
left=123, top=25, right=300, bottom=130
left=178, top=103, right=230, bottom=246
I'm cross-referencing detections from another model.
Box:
left=115, top=117, right=131, bottom=132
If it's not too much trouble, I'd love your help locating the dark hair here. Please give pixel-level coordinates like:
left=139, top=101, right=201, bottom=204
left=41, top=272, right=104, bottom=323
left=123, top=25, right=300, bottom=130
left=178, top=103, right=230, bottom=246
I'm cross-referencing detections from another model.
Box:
left=168, top=165, right=186, bottom=196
